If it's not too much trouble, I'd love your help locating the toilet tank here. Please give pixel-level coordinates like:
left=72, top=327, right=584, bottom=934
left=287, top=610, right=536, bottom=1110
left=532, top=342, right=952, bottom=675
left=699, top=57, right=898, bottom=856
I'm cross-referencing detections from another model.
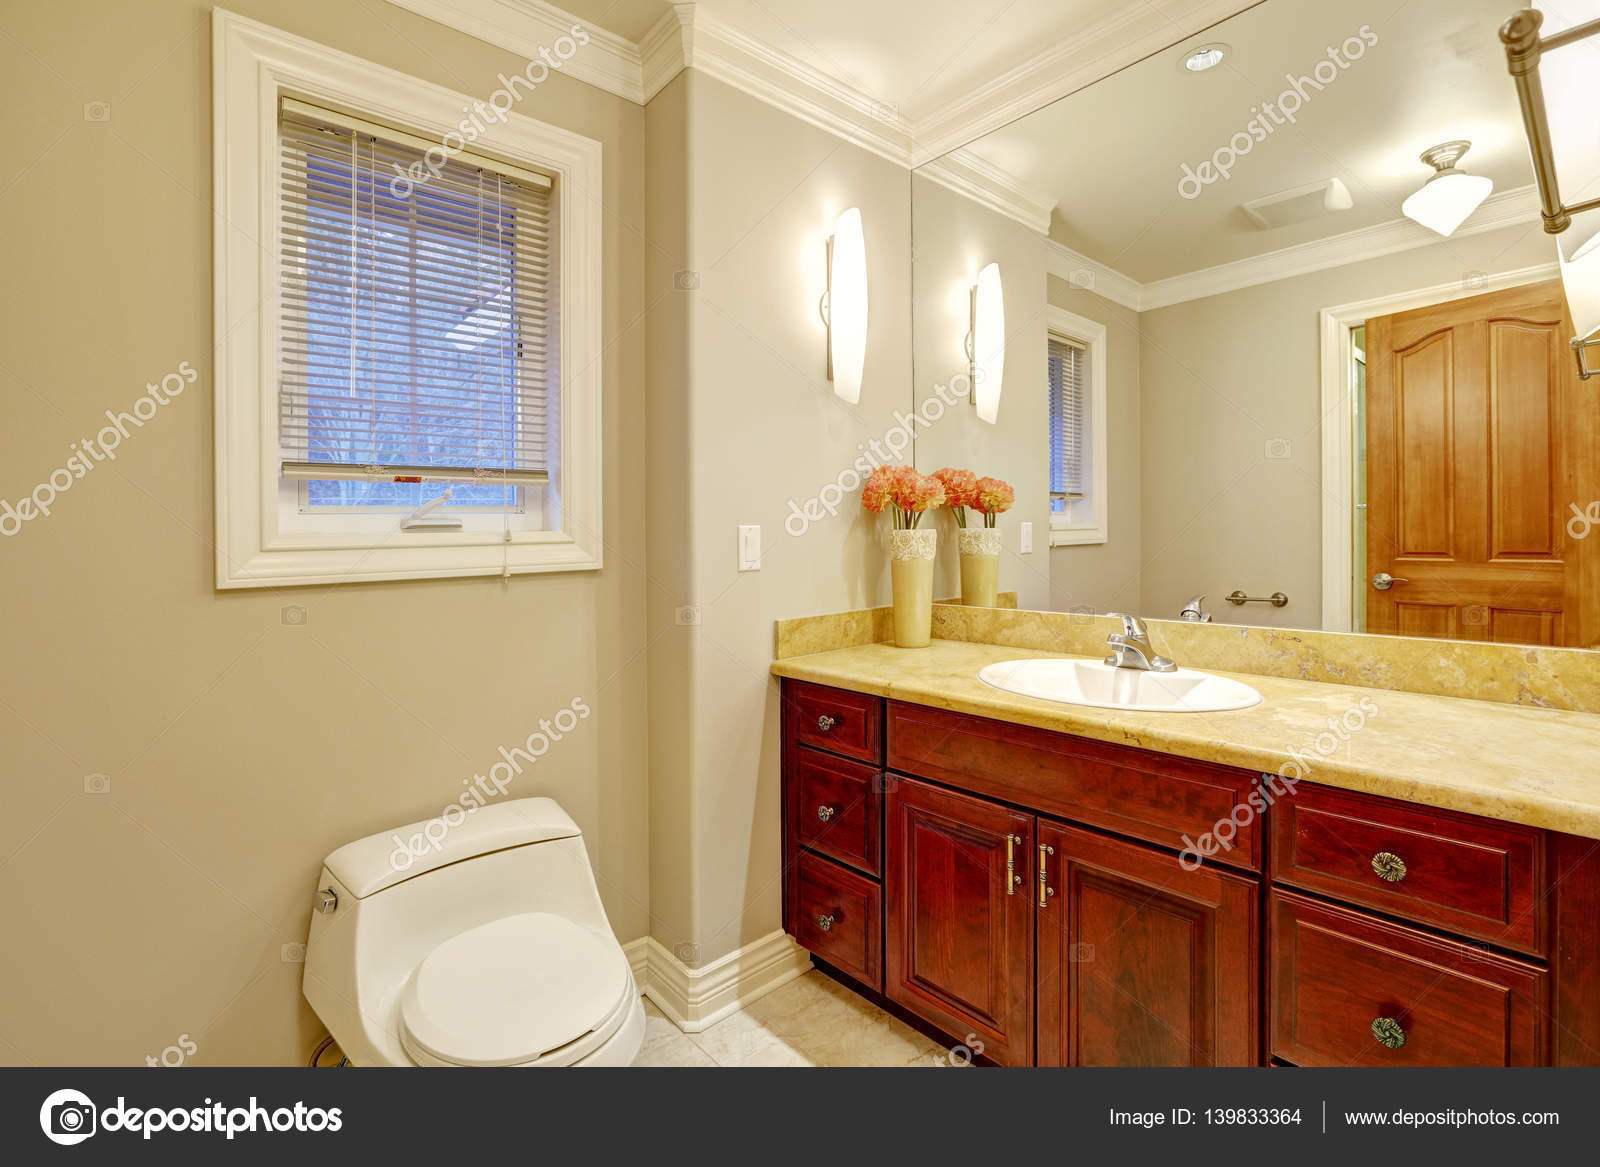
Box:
left=302, top=798, right=616, bottom=1065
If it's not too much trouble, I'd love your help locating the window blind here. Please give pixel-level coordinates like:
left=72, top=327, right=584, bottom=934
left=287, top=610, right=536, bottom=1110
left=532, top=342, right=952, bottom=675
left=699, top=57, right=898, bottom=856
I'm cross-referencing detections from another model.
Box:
left=277, top=100, right=555, bottom=504
left=1048, top=335, right=1088, bottom=511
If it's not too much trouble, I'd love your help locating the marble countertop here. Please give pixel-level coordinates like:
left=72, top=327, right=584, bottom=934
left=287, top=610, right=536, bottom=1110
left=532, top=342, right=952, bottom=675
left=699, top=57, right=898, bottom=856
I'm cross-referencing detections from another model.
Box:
left=771, top=638, right=1600, bottom=840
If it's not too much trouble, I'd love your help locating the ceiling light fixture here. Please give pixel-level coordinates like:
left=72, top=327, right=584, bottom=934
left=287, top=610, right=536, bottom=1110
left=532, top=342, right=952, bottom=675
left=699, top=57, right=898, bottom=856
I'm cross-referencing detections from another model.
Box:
left=1182, top=43, right=1228, bottom=72
left=1400, top=140, right=1494, bottom=237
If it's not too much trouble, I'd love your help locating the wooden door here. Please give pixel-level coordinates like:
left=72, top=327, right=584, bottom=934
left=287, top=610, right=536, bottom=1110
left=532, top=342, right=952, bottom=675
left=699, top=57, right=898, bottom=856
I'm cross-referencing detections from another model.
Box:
left=1365, top=279, right=1597, bottom=646
left=1036, top=818, right=1259, bottom=1066
left=886, top=776, right=1034, bottom=1066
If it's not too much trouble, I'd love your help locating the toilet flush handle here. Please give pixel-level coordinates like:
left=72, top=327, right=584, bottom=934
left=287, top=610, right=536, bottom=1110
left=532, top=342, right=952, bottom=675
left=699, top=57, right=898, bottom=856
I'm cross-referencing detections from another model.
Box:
left=314, top=888, right=338, bottom=915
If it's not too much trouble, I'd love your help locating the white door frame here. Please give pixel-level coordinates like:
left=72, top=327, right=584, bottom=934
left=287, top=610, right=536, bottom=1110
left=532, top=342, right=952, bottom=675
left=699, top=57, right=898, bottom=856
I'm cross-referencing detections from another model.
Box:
left=1317, top=263, right=1559, bottom=632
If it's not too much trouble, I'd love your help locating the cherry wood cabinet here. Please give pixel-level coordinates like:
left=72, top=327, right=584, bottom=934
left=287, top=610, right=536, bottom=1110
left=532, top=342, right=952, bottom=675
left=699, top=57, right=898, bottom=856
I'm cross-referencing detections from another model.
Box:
left=1271, top=890, right=1547, bottom=1066
left=1036, top=819, right=1258, bottom=1066
left=886, top=777, right=1035, bottom=1066
left=778, top=679, right=1600, bottom=1067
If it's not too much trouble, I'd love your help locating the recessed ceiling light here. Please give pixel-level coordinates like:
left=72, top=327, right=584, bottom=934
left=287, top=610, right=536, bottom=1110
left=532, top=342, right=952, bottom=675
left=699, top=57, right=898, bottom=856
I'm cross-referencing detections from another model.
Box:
left=1182, top=43, right=1228, bottom=72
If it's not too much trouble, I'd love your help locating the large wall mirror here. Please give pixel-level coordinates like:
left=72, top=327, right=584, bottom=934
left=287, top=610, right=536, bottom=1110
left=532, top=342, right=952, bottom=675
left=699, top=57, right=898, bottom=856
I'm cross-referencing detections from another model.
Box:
left=910, top=0, right=1599, bottom=651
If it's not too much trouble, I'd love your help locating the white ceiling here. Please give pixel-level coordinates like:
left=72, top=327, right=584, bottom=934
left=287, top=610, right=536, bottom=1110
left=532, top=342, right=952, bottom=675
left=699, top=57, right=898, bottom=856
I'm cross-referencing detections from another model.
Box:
left=965, top=0, right=1541, bottom=283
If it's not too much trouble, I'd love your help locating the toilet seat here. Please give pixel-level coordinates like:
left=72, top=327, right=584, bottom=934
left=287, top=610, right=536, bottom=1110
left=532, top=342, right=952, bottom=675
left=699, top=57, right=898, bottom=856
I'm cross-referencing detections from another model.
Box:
left=399, top=912, right=632, bottom=1067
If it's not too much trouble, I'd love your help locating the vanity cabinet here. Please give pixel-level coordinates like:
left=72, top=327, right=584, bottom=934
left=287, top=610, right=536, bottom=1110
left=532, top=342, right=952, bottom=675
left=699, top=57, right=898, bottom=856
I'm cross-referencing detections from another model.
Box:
left=779, top=678, right=1600, bottom=1067
left=885, top=777, right=1036, bottom=1066
left=1036, top=820, right=1258, bottom=1066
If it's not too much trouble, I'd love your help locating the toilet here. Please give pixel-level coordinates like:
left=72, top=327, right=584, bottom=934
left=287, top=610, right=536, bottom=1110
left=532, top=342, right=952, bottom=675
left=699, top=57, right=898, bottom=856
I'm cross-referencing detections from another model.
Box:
left=301, top=797, right=645, bottom=1067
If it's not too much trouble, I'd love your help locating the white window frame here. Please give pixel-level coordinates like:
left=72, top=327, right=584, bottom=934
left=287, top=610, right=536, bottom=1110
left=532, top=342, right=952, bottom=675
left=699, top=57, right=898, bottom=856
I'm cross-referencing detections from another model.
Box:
left=1046, top=305, right=1109, bottom=547
left=211, top=11, right=603, bottom=588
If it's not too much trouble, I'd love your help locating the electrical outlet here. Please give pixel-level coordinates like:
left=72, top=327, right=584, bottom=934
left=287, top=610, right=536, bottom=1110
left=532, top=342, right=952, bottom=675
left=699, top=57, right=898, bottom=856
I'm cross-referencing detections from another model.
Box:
left=1020, top=521, right=1033, bottom=554
left=738, top=524, right=761, bottom=571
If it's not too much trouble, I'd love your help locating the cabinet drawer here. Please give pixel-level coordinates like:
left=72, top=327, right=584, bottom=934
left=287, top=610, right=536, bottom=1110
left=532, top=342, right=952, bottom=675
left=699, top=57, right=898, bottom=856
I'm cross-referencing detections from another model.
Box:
left=888, top=701, right=1262, bottom=871
left=788, top=745, right=881, bottom=877
left=785, top=680, right=882, bottom=764
left=1270, top=891, right=1547, bottom=1067
left=791, top=852, right=882, bottom=991
left=1271, top=784, right=1546, bottom=956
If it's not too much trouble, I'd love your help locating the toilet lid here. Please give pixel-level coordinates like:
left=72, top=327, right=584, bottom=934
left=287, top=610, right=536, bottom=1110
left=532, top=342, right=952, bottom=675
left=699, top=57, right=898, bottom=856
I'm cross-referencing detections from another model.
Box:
left=400, top=913, right=629, bottom=1067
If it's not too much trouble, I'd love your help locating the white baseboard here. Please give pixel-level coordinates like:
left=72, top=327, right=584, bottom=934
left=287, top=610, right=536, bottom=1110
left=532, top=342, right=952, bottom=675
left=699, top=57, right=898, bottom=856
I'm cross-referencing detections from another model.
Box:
left=630, top=930, right=812, bottom=1033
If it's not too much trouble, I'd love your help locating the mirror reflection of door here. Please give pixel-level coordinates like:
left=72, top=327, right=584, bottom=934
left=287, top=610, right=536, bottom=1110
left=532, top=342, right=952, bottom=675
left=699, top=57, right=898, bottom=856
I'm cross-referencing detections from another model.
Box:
left=1362, top=280, right=1598, bottom=647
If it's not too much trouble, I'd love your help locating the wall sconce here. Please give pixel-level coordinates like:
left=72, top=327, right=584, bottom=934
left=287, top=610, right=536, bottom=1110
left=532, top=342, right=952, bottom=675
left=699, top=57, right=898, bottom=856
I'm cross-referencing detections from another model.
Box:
left=820, top=207, right=867, bottom=403
left=965, top=262, right=1005, bottom=423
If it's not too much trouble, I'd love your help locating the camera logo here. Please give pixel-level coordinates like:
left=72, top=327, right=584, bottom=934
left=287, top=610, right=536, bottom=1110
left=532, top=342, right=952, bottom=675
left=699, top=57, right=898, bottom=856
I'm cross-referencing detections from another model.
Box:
left=40, top=1089, right=96, bottom=1146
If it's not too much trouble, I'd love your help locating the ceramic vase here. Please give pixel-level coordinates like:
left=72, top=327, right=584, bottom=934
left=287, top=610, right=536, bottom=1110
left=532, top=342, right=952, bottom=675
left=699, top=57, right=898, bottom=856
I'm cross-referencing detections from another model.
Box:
left=889, top=528, right=937, bottom=648
left=957, top=526, right=1001, bottom=607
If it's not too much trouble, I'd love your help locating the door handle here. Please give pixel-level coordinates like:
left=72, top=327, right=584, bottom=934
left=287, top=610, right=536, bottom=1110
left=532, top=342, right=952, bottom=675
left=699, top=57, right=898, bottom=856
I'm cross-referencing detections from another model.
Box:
left=1372, top=572, right=1410, bottom=590
left=1037, top=844, right=1055, bottom=908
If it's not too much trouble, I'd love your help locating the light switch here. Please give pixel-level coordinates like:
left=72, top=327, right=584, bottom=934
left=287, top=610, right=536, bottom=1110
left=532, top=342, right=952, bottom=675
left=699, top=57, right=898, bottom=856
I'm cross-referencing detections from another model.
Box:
left=1020, top=521, right=1033, bottom=554
left=738, top=524, right=761, bottom=571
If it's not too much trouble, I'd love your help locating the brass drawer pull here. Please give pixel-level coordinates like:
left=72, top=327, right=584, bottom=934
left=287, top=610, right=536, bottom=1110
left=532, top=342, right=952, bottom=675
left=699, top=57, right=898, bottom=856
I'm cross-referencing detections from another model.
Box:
left=814, top=913, right=835, bottom=932
left=1371, top=1016, right=1406, bottom=1049
left=815, top=805, right=835, bottom=823
left=815, top=714, right=838, bottom=732
left=1005, top=833, right=1023, bottom=895
left=1037, top=843, right=1055, bottom=908
left=1371, top=851, right=1408, bottom=883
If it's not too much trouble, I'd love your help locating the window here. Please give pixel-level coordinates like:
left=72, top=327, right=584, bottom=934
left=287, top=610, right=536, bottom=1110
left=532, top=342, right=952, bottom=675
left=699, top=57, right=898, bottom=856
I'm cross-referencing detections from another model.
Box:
left=213, top=14, right=602, bottom=588
left=278, top=101, right=554, bottom=525
left=1046, top=307, right=1108, bottom=546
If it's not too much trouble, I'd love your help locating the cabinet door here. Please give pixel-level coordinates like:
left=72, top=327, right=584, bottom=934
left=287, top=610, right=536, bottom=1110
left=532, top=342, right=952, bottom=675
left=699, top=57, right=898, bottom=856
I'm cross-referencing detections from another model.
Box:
left=1036, top=819, right=1259, bottom=1066
left=886, top=776, right=1034, bottom=1066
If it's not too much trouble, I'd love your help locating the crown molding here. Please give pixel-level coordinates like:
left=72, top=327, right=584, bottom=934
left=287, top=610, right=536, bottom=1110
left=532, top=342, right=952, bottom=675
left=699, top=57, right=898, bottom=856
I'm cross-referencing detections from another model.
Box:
left=1044, top=238, right=1145, bottom=311
left=380, top=1, right=1262, bottom=231
left=918, top=148, right=1056, bottom=234
left=675, top=6, right=913, bottom=166
left=638, top=5, right=688, bottom=102
left=907, top=0, right=1260, bottom=166
left=1134, top=185, right=1545, bottom=310
left=1045, top=186, right=1544, bottom=313
left=385, top=0, right=649, bottom=103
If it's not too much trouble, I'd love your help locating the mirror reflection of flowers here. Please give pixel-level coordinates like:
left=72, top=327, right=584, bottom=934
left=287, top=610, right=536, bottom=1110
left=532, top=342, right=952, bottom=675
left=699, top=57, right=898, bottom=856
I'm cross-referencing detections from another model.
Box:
left=862, top=464, right=946, bottom=530
left=973, top=476, right=1014, bottom=528
left=931, top=467, right=979, bottom=527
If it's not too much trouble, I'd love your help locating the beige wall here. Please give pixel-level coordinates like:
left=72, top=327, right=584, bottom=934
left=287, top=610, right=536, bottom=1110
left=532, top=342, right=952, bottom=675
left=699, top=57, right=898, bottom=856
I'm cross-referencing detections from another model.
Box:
left=910, top=174, right=1051, bottom=609
left=0, top=0, right=648, bottom=1065
left=1138, top=224, right=1556, bottom=628
left=646, top=72, right=916, bottom=964
left=1046, top=276, right=1142, bottom=615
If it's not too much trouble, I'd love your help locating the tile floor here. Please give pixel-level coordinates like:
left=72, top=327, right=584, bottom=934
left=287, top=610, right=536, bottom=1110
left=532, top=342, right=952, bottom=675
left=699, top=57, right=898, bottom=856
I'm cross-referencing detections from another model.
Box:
left=633, top=970, right=956, bottom=1067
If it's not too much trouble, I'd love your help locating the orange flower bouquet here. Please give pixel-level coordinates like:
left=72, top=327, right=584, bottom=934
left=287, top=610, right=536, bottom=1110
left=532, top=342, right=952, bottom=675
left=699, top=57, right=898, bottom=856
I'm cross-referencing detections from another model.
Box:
left=861, top=464, right=945, bottom=647
left=860, top=464, right=946, bottom=530
left=972, top=476, right=1015, bottom=529
left=931, top=467, right=979, bottom=528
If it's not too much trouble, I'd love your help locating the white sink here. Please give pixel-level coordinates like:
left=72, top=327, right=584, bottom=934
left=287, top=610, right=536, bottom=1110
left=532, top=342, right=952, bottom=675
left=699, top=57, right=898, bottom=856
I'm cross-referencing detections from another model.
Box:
left=977, top=658, right=1262, bottom=713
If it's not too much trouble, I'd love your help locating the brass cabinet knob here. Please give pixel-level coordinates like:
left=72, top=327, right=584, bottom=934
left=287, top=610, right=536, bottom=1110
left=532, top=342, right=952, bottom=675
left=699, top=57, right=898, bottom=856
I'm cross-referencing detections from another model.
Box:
left=1371, top=1016, right=1406, bottom=1049
left=816, top=714, right=837, bottom=732
left=814, top=913, right=835, bottom=932
left=1371, top=851, right=1408, bottom=883
left=816, top=805, right=835, bottom=822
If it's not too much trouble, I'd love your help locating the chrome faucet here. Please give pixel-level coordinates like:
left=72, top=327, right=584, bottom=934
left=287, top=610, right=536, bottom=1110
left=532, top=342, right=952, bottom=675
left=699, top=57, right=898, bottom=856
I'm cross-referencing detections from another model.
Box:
left=1178, top=594, right=1212, bottom=622
left=1104, top=613, right=1177, bottom=673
